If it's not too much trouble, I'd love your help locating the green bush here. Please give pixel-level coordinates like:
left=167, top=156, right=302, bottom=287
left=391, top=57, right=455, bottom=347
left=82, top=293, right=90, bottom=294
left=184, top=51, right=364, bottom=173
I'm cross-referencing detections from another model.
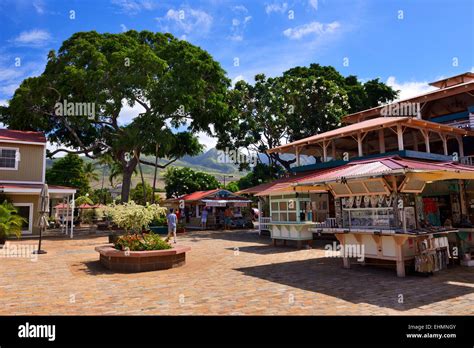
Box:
left=150, top=216, right=167, bottom=226
left=114, top=232, right=172, bottom=251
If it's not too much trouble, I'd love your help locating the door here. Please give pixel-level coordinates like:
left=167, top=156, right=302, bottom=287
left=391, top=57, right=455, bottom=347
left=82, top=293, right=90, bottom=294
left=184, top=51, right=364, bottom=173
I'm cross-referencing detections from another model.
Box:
left=13, top=203, right=33, bottom=235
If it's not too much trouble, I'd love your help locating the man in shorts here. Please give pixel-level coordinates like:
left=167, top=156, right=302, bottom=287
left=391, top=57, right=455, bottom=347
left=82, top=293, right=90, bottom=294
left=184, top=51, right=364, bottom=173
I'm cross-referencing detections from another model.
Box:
left=166, top=208, right=177, bottom=244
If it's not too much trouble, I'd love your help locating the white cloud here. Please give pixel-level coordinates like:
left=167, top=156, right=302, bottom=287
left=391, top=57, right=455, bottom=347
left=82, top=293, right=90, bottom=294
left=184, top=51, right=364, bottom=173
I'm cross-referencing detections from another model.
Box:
left=196, top=131, right=217, bottom=150
left=33, top=0, right=45, bottom=14
left=118, top=100, right=146, bottom=126
left=157, top=8, right=213, bottom=35
left=120, top=24, right=128, bottom=32
left=12, top=29, right=51, bottom=47
left=309, top=0, right=318, bottom=10
left=386, top=76, right=437, bottom=100
left=283, top=21, right=340, bottom=40
left=0, top=100, right=8, bottom=107
left=232, top=75, right=247, bottom=86
left=232, top=5, right=248, bottom=14
left=111, top=0, right=157, bottom=14
left=265, top=2, right=288, bottom=14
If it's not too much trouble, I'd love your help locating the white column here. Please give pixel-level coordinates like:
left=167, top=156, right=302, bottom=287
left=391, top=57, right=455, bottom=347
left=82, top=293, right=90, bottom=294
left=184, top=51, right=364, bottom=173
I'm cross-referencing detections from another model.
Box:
left=257, top=200, right=262, bottom=235
left=65, top=196, right=69, bottom=236
left=378, top=129, right=385, bottom=153
left=440, top=134, right=448, bottom=156
left=357, top=134, right=363, bottom=157
left=456, top=136, right=464, bottom=157
left=397, top=125, right=404, bottom=151
left=70, top=193, right=75, bottom=238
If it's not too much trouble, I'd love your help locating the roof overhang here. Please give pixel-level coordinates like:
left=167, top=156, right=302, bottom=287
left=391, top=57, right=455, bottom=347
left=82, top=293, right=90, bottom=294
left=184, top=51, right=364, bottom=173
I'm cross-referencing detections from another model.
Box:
left=267, top=116, right=474, bottom=155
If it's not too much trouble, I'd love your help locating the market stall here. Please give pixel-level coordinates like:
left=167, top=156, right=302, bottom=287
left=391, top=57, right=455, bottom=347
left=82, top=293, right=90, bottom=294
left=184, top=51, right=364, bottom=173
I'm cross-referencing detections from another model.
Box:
left=163, top=189, right=252, bottom=230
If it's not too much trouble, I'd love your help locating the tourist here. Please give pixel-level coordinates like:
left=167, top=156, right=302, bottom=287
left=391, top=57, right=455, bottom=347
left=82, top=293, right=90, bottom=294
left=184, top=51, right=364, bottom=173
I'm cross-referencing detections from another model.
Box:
left=201, top=207, right=209, bottom=230
left=166, top=208, right=177, bottom=244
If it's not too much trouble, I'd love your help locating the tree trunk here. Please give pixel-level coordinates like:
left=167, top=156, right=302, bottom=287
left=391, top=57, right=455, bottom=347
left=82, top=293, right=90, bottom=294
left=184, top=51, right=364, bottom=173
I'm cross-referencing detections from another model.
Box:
left=120, top=156, right=138, bottom=203
left=151, top=144, right=159, bottom=204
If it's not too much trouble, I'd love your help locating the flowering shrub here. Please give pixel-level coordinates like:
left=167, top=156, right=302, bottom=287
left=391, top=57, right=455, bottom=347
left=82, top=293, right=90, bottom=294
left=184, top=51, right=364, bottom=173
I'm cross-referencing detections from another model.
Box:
left=115, top=232, right=172, bottom=251
left=103, top=201, right=166, bottom=233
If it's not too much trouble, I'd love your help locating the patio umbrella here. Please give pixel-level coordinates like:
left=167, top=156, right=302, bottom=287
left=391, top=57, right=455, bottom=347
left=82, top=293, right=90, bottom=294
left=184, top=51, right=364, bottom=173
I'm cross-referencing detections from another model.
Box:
left=33, top=183, right=49, bottom=255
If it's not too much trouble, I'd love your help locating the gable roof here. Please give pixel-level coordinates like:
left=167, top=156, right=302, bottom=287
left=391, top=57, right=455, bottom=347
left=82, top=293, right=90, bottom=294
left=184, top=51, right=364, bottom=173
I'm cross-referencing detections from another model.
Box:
left=0, top=129, right=46, bottom=144
left=267, top=116, right=474, bottom=155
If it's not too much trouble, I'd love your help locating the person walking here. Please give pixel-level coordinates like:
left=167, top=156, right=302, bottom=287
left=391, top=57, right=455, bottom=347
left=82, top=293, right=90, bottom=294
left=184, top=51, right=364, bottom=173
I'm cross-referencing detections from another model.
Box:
left=166, top=208, right=177, bottom=244
left=201, top=207, right=208, bottom=230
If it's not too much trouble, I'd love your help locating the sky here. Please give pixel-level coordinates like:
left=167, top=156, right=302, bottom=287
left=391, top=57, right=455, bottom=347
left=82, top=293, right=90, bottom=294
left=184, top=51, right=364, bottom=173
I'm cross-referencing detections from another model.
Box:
left=0, top=0, right=473, bottom=150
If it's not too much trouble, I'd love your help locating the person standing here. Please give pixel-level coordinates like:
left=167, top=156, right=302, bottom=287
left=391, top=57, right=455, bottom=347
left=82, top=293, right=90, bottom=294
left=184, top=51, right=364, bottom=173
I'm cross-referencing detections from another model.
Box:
left=201, top=207, right=208, bottom=230
left=224, top=207, right=233, bottom=230
left=166, top=208, right=177, bottom=244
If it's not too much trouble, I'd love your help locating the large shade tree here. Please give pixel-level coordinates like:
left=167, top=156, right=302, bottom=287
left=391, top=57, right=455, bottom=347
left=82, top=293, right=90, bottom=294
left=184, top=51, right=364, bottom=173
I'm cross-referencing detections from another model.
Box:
left=0, top=31, right=229, bottom=201
left=215, top=64, right=398, bottom=171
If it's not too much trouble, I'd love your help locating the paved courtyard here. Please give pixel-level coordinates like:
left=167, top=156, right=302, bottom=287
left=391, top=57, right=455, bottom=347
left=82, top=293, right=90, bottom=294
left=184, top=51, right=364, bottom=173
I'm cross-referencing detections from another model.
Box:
left=0, top=230, right=473, bottom=315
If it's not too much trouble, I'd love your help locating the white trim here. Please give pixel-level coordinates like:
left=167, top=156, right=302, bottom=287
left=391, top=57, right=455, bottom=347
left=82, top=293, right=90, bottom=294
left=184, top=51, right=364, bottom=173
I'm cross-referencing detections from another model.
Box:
left=0, top=180, right=43, bottom=184
left=0, top=146, right=19, bottom=170
left=42, top=146, right=46, bottom=183
left=0, top=140, right=45, bottom=146
left=12, top=203, right=33, bottom=235
left=0, top=188, right=76, bottom=194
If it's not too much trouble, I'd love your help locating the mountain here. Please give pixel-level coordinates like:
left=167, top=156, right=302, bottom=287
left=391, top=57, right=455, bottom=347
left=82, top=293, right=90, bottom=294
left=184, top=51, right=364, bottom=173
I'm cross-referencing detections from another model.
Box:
left=46, top=148, right=248, bottom=190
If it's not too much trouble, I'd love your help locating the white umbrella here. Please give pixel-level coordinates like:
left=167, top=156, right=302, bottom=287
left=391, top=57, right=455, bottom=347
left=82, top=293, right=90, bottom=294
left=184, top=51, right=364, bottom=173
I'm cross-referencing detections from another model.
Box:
left=34, top=183, right=49, bottom=254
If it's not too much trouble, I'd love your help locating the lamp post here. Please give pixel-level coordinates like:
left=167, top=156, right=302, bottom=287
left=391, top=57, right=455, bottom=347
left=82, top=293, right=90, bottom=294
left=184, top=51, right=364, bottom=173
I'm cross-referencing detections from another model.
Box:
left=222, top=175, right=234, bottom=188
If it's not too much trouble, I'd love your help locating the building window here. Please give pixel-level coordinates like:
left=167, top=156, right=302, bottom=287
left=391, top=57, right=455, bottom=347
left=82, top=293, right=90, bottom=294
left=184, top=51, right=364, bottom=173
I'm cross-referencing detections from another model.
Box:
left=0, top=148, right=18, bottom=169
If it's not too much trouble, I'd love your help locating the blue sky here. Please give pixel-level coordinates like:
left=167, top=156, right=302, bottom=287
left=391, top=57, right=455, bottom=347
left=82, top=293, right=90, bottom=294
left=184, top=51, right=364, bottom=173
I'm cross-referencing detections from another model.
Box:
left=0, top=0, right=473, bottom=148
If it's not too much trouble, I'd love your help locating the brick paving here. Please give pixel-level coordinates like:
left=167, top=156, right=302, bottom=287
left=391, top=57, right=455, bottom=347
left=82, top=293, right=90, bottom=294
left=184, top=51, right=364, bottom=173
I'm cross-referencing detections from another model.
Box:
left=0, top=230, right=473, bottom=315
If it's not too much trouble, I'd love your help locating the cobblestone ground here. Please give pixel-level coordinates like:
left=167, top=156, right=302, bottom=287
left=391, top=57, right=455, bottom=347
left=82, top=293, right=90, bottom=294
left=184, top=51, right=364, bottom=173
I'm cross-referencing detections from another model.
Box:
left=0, top=230, right=473, bottom=315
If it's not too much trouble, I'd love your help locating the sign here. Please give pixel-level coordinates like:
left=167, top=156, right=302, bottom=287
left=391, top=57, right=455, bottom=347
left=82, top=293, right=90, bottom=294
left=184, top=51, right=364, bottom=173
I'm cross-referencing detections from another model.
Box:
left=205, top=201, right=227, bottom=207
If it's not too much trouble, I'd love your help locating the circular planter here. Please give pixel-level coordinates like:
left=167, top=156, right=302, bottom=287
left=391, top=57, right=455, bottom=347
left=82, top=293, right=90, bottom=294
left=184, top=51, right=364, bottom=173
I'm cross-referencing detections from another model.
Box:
left=149, top=226, right=168, bottom=234
left=95, top=245, right=191, bottom=273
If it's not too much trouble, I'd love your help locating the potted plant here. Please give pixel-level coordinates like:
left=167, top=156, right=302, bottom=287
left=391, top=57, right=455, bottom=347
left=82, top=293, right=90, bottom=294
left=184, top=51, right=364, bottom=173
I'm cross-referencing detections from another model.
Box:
left=0, top=201, right=26, bottom=246
left=103, top=201, right=167, bottom=242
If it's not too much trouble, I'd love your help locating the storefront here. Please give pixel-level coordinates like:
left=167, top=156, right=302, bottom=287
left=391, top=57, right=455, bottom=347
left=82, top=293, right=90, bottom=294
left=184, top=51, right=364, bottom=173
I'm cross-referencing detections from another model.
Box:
left=163, top=189, right=252, bottom=230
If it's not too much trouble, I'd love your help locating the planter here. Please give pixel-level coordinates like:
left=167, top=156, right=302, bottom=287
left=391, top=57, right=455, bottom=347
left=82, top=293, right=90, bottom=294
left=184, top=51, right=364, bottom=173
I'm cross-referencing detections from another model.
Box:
left=149, top=226, right=168, bottom=234
left=108, top=234, right=122, bottom=244
left=95, top=244, right=191, bottom=273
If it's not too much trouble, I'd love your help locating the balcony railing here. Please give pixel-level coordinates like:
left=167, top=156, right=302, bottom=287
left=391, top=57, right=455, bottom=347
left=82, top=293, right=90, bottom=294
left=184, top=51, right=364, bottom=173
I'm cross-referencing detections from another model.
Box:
left=460, top=156, right=474, bottom=166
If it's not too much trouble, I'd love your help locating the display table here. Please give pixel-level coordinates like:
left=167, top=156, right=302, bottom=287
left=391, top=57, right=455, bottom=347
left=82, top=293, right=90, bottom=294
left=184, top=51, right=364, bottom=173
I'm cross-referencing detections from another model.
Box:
left=268, top=222, right=314, bottom=248
left=322, top=229, right=457, bottom=277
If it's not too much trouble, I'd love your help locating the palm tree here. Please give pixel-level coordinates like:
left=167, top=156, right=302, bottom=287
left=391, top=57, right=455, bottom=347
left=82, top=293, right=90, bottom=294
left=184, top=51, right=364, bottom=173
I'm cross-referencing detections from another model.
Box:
left=83, top=162, right=99, bottom=183
left=0, top=201, right=26, bottom=243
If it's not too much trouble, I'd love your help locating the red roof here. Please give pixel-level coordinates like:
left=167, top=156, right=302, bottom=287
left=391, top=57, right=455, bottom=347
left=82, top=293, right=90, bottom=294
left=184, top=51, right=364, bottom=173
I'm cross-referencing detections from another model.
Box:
left=0, top=129, right=46, bottom=143
left=178, top=189, right=220, bottom=201
left=167, top=189, right=249, bottom=202
left=237, top=171, right=327, bottom=195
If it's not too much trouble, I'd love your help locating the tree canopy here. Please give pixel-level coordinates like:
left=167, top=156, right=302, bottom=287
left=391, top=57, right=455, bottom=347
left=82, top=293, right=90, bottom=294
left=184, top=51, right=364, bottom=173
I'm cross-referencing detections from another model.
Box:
left=215, top=64, right=398, bottom=171
left=46, top=154, right=90, bottom=195
left=0, top=30, right=230, bottom=201
left=163, top=167, right=220, bottom=198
